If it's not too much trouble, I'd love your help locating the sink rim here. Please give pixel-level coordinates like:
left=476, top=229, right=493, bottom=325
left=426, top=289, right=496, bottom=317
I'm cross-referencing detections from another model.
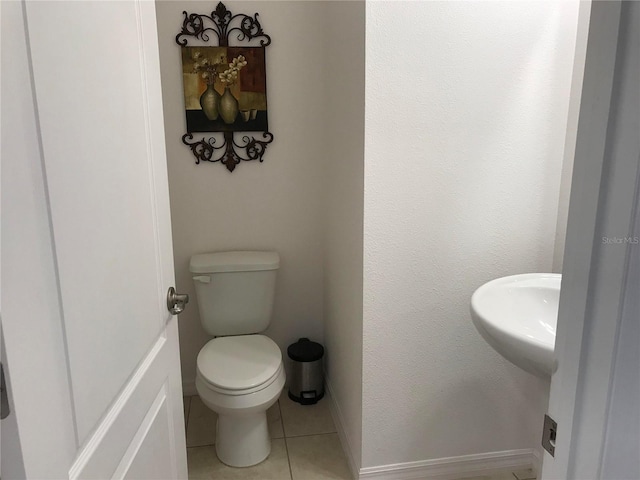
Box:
left=470, top=272, right=560, bottom=377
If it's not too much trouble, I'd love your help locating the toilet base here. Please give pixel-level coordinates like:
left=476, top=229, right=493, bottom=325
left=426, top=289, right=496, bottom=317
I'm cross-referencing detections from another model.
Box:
left=216, top=412, right=270, bottom=467
left=195, top=349, right=285, bottom=468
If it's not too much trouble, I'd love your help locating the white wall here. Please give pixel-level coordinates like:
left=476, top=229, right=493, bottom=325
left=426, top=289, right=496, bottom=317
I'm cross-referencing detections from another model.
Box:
left=362, top=1, right=579, bottom=468
left=156, top=1, right=327, bottom=389
left=156, top=0, right=581, bottom=471
left=322, top=1, right=365, bottom=473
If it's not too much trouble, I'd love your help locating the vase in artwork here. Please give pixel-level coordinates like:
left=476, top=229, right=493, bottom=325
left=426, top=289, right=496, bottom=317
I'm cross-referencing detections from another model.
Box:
left=200, top=84, right=220, bottom=121
left=219, top=86, right=239, bottom=124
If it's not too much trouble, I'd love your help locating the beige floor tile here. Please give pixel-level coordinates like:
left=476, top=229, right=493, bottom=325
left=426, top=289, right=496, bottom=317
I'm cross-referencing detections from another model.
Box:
left=279, top=389, right=336, bottom=437
left=268, top=402, right=284, bottom=439
left=454, top=476, right=492, bottom=480
left=453, top=470, right=517, bottom=480
left=490, top=473, right=516, bottom=480
left=287, top=433, right=351, bottom=480
left=184, top=396, right=191, bottom=427
left=187, top=440, right=292, bottom=480
left=513, top=468, right=536, bottom=480
left=186, top=396, right=217, bottom=447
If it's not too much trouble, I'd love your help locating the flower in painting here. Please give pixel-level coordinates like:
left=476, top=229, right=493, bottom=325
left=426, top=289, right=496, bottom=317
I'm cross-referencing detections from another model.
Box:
left=191, top=52, right=226, bottom=85
left=218, top=55, right=248, bottom=86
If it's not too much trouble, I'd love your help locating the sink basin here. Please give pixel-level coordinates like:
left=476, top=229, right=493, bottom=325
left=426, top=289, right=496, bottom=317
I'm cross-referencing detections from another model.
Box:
left=470, top=273, right=560, bottom=378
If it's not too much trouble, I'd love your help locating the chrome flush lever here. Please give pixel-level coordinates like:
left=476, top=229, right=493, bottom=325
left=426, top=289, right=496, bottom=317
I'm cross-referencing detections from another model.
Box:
left=167, top=287, right=189, bottom=315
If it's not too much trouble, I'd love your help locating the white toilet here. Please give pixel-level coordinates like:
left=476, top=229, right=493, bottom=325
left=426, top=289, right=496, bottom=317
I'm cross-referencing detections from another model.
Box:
left=190, top=251, right=285, bottom=467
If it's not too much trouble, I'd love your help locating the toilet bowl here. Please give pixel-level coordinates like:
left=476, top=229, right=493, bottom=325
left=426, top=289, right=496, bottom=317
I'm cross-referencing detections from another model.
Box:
left=194, top=334, right=285, bottom=467
left=190, top=250, right=282, bottom=467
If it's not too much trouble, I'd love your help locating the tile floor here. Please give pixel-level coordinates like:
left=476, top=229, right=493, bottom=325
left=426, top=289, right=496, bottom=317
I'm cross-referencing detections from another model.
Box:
left=184, top=389, right=351, bottom=480
left=461, top=470, right=537, bottom=480
left=183, top=389, right=536, bottom=480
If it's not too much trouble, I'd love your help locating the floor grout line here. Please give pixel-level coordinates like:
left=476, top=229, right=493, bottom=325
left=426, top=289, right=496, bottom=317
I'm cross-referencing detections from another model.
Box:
left=279, top=400, right=295, bottom=480
left=183, top=396, right=191, bottom=439
left=186, top=443, right=214, bottom=449
left=284, top=431, right=339, bottom=440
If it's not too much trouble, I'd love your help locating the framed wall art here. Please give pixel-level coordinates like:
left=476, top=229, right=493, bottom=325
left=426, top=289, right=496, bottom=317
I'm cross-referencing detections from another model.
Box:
left=176, top=2, right=273, bottom=172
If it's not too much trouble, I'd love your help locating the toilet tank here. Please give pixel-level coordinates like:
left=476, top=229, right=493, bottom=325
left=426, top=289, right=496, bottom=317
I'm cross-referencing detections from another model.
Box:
left=189, top=251, right=279, bottom=336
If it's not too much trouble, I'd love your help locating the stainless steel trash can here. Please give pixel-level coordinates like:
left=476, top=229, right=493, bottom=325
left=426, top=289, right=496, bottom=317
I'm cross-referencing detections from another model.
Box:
left=287, top=338, right=324, bottom=405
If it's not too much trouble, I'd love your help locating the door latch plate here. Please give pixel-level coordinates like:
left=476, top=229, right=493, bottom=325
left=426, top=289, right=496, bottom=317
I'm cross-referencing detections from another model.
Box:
left=542, top=414, right=557, bottom=456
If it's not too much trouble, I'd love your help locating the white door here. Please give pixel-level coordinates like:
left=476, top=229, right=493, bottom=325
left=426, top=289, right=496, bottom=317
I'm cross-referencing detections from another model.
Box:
left=541, top=1, right=640, bottom=478
left=1, top=1, right=188, bottom=478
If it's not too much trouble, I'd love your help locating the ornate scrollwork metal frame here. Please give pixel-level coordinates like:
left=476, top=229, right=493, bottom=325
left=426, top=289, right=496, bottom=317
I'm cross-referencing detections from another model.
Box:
left=176, top=2, right=273, bottom=172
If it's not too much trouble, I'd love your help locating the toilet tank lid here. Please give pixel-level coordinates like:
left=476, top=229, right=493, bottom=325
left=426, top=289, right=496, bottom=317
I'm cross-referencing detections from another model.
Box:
left=189, top=251, right=280, bottom=273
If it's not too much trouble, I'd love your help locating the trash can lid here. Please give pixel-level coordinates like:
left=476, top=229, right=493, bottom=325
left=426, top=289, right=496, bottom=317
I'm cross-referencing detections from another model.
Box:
left=287, top=338, right=324, bottom=362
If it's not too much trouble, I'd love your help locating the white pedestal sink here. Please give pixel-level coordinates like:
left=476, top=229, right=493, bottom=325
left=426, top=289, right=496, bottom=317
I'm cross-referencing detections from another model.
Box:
left=470, top=273, right=560, bottom=378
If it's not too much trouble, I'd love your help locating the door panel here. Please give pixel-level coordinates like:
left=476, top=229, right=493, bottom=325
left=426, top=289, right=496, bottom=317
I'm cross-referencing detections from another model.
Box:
left=120, top=391, right=175, bottom=480
left=3, top=0, right=187, bottom=477
left=1, top=1, right=78, bottom=477
left=70, top=332, right=180, bottom=479
left=25, top=0, right=171, bottom=443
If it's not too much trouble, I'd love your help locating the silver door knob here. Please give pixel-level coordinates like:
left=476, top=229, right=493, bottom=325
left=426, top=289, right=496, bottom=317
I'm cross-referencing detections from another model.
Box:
left=167, top=287, right=189, bottom=315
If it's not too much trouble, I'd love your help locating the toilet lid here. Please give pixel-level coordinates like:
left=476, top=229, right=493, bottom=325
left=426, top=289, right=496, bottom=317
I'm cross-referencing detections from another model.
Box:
left=197, top=335, right=282, bottom=391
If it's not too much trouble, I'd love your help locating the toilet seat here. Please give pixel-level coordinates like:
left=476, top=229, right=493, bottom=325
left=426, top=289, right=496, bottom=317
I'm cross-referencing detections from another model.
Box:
left=197, top=334, right=282, bottom=395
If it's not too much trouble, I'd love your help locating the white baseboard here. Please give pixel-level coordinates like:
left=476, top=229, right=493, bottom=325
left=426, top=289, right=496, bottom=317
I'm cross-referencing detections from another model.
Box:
left=325, top=376, right=361, bottom=480
left=359, top=449, right=536, bottom=480
left=187, top=375, right=535, bottom=480
left=182, top=378, right=197, bottom=396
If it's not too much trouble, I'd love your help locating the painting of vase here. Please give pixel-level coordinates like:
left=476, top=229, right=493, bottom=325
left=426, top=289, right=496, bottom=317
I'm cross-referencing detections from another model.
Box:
left=181, top=46, right=268, bottom=133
